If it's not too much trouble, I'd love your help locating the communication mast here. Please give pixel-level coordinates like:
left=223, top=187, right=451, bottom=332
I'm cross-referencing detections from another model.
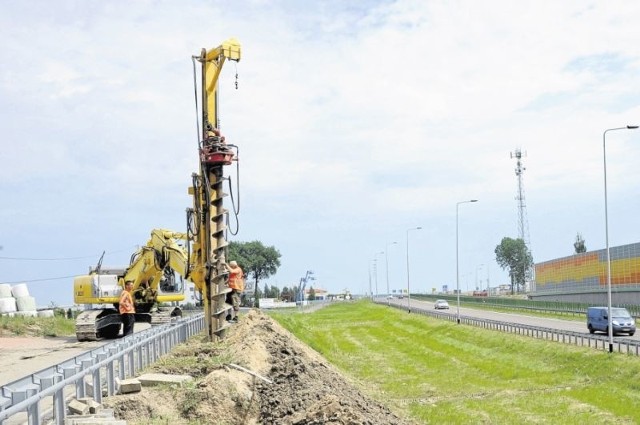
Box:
left=510, top=148, right=533, bottom=291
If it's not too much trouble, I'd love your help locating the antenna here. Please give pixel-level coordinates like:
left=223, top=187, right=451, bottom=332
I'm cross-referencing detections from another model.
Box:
left=510, top=148, right=533, bottom=290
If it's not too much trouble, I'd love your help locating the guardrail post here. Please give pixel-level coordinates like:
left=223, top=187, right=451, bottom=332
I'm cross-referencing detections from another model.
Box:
left=127, top=347, right=135, bottom=378
left=118, top=353, right=126, bottom=381
left=78, top=359, right=93, bottom=399
left=94, top=353, right=106, bottom=403
left=136, top=341, right=144, bottom=372
left=107, top=348, right=118, bottom=396
left=23, top=387, right=39, bottom=425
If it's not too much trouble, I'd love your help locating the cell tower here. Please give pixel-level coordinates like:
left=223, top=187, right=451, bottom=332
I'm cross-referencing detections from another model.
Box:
left=510, top=148, right=533, bottom=290
left=511, top=148, right=530, bottom=246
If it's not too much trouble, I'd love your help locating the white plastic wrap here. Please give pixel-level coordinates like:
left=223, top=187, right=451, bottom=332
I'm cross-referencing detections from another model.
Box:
left=15, top=296, right=37, bottom=312
left=11, top=283, right=30, bottom=298
left=37, top=309, right=55, bottom=318
left=0, top=284, right=12, bottom=298
left=14, top=310, right=37, bottom=317
left=0, top=297, right=17, bottom=313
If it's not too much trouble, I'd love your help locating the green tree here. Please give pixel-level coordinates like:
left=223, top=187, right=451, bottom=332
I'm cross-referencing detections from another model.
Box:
left=281, top=286, right=293, bottom=302
left=228, top=240, right=281, bottom=296
left=308, top=286, right=316, bottom=301
left=494, top=237, right=533, bottom=294
left=574, top=232, right=587, bottom=253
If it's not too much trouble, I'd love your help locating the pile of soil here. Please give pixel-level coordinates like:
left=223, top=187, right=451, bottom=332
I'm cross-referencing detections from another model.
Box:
left=103, top=309, right=412, bottom=424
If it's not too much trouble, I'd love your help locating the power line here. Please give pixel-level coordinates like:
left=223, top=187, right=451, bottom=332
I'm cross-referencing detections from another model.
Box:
left=0, top=247, right=136, bottom=262
left=0, top=255, right=98, bottom=261
left=2, top=275, right=77, bottom=284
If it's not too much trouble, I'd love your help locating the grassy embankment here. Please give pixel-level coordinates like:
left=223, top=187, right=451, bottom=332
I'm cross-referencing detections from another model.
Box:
left=270, top=300, right=640, bottom=424
left=0, top=315, right=75, bottom=337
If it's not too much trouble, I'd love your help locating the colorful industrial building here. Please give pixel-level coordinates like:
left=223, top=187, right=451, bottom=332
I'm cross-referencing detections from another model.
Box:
left=533, top=242, right=640, bottom=304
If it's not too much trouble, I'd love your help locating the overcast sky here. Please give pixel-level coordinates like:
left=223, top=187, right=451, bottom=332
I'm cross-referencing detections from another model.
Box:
left=2, top=1, right=640, bottom=307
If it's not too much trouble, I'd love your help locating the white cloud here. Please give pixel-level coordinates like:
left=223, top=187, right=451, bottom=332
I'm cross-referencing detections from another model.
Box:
left=2, top=0, right=640, bottom=305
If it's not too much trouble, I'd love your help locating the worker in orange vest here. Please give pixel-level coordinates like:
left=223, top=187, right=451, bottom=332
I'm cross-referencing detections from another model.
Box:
left=119, top=280, right=136, bottom=336
left=225, top=260, right=244, bottom=323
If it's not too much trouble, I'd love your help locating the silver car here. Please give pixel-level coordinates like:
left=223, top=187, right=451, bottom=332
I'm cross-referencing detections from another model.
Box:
left=434, top=299, right=450, bottom=309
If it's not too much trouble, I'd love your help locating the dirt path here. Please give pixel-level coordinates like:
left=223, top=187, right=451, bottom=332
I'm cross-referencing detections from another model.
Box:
left=0, top=336, right=104, bottom=386
left=103, top=309, right=414, bottom=424
left=0, top=322, right=151, bottom=387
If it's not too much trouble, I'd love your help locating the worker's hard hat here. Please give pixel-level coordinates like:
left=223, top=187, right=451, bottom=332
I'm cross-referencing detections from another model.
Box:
left=230, top=260, right=237, bottom=266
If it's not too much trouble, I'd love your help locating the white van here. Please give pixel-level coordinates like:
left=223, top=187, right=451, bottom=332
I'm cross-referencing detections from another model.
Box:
left=587, top=307, right=635, bottom=336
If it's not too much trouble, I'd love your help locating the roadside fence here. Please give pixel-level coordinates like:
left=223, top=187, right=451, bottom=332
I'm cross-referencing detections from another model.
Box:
left=0, top=313, right=205, bottom=425
left=375, top=300, right=640, bottom=356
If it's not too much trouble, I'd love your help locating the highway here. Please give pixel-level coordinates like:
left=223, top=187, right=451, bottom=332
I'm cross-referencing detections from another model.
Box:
left=384, top=297, right=640, bottom=342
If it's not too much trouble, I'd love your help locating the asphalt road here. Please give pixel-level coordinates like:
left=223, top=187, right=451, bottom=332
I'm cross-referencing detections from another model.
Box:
left=384, top=297, right=640, bottom=341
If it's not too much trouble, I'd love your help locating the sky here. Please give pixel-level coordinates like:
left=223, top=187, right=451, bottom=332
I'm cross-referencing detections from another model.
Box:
left=2, top=0, right=640, bottom=307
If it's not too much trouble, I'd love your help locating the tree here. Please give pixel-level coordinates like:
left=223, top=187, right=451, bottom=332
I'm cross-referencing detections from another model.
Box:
left=308, top=286, right=316, bottom=301
left=228, top=240, right=281, bottom=296
left=494, top=237, right=533, bottom=294
left=259, top=284, right=280, bottom=299
left=574, top=232, right=587, bottom=254
left=281, top=286, right=293, bottom=302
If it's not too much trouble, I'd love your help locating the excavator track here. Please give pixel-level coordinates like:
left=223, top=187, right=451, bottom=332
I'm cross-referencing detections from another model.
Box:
left=149, top=306, right=183, bottom=325
left=75, top=309, right=122, bottom=341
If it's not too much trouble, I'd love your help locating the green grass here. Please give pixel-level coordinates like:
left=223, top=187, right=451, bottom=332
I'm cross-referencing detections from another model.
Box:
left=270, top=300, right=640, bottom=424
left=0, top=315, right=75, bottom=337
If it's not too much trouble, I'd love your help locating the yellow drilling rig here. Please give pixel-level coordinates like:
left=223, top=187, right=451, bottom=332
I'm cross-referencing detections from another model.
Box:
left=73, top=39, right=242, bottom=342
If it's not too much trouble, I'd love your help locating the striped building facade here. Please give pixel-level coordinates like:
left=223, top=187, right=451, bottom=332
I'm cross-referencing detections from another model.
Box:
left=533, top=242, right=640, bottom=304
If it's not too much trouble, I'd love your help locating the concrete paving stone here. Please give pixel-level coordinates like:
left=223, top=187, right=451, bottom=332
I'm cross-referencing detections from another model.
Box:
left=137, top=373, right=193, bottom=387
left=116, top=378, right=141, bottom=394
left=77, top=397, right=102, bottom=414
left=68, top=399, right=90, bottom=415
left=65, top=419, right=126, bottom=425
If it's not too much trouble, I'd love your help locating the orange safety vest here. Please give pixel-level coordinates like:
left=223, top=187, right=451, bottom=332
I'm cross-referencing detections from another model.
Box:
left=228, top=266, right=245, bottom=291
left=119, top=289, right=135, bottom=314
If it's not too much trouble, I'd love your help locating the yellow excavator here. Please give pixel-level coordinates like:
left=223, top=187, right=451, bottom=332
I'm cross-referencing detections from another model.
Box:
left=73, top=38, right=242, bottom=342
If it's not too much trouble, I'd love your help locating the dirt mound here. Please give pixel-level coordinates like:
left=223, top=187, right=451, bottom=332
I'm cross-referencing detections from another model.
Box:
left=104, top=309, right=410, bottom=424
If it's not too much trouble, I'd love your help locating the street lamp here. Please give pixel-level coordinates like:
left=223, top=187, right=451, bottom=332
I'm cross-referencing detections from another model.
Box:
left=475, top=264, right=485, bottom=292
left=385, top=241, right=397, bottom=304
left=372, top=251, right=384, bottom=298
left=406, top=226, right=422, bottom=313
left=456, top=199, right=478, bottom=324
left=603, top=125, right=638, bottom=353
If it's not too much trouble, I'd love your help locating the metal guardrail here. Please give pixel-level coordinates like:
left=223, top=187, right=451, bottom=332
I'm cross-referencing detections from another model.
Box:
left=376, top=301, right=640, bottom=356
left=411, top=294, right=640, bottom=318
left=0, top=313, right=205, bottom=425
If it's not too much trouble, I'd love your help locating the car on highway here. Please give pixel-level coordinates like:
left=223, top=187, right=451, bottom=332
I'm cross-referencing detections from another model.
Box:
left=434, top=299, right=450, bottom=309
left=587, top=306, right=636, bottom=336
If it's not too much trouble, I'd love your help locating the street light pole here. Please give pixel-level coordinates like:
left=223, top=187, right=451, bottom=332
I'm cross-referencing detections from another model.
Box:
left=385, top=241, right=397, bottom=304
left=456, top=199, right=478, bottom=324
left=603, top=125, right=638, bottom=353
left=476, top=263, right=485, bottom=292
left=372, top=251, right=383, bottom=299
left=406, top=226, right=422, bottom=313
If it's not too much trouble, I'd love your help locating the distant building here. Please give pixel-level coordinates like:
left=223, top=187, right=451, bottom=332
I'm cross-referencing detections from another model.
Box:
left=304, top=287, right=328, bottom=300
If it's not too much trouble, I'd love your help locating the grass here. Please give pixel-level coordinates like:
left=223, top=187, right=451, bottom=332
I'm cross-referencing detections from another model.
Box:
left=0, top=315, right=75, bottom=337
left=270, top=300, right=640, bottom=424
